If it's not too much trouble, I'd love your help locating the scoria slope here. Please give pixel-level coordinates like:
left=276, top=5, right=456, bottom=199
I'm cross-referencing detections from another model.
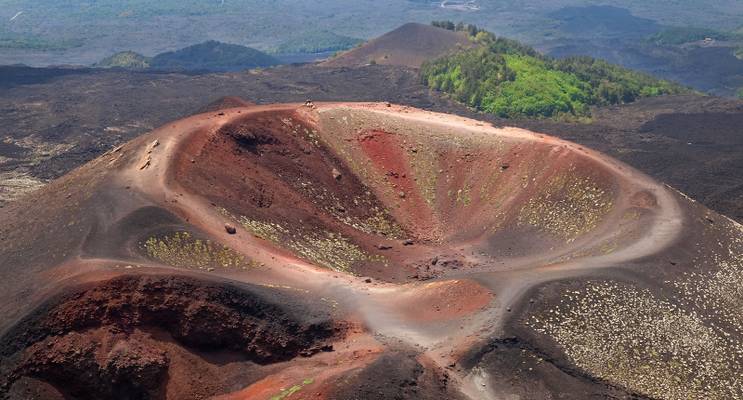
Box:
left=0, top=102, right=741, bottom=400
left=322, top=23, right=473, bottom=68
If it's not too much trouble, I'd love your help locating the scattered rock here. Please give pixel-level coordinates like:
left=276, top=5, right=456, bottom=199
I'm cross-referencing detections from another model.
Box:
left=384, top=101, right=391, bottom=107
left=402, top=239, right=414, bottom=246
left=398, top=191, right=406, bottom=198
left=332, top=168, right=342, bottom=180
left=364, top=278, right=373, bottom=283
left=147, top=139, right=160, bottom=154
left=501, top=164, right=510, bottom=171
left=225, top=223, right=237, bottom=234
left=139, top=155, right=152, bottom=170
left=377, top=244, right=393, bottom=250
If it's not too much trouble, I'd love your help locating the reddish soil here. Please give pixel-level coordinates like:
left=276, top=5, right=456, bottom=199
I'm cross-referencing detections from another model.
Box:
left=0, top=102, right=741, bottom=399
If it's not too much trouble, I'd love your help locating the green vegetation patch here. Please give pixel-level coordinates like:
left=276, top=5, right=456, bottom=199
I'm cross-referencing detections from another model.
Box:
left=143, top=231, right=252, bottom=269
left=274, top=30, right=362, bottom=54
left=224, top=209, right=386, bottom=273
left=95, top=51, right=151, bottom=69
left=420, top=24, right=688, bottom=119
left=487, top=54, right=591, bottom=118
left=270, top=378, right=314, bottom=400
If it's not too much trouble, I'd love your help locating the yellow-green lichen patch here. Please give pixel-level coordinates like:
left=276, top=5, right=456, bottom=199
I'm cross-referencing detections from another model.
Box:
left=143, top=231, right=252, bottom=269
left=672, top=221, right=743, bottom=337
left=238, top=216, right=289, bottom=242
left=285, top=230, right=385, bottom=272
left=270, top=378, right=314, bottom=400
left=294, top=180, right=404, bottom=238
left=233, top=213, right=387, bottom=273
left=518, top=174, right=613, bottom=241
left=529, top=281, right=743, bottom=399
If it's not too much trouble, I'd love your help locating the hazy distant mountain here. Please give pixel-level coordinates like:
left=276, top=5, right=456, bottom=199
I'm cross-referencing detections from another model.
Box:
left=149, top=41, right=280, bottom=71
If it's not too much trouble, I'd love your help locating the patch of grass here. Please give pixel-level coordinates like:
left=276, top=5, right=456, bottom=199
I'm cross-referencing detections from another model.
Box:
left=222, top=207, right=386, bottom=273
left=143, top=231, right=252, bottom=269
left=270, top=378, right=314, bottom=400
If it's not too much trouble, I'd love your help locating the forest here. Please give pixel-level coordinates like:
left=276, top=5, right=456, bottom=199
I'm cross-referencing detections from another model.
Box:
left=421, top=23, right=688, bottom=119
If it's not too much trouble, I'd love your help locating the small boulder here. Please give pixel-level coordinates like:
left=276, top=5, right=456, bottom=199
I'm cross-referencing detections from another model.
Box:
left=225, top=223, right=237, bottom=234
left=332, top=168, right=342, bottom=180
left=403, top=239, right=414, bottom=246
left=377, top=244, right=393, bottom=250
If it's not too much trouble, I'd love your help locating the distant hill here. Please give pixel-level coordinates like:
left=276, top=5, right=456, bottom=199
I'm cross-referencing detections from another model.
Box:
left=150, top=41, right=280, bottom=71
left=95, top=51, right=151, bottom=69
left=322, top=23, right=473, bottom=68
left=274, top=31, right=363, bottom=54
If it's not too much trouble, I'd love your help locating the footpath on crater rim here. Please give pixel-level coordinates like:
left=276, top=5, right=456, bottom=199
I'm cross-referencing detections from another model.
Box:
left=0, top=102, right=741, bottom=400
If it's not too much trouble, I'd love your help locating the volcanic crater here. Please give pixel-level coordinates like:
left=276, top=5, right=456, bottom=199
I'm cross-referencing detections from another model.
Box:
left=1, top=102, right=741, bottom=399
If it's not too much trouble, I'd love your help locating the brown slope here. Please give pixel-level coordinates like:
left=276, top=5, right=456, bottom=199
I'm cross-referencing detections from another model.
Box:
left=0, top=102, right=741, bottom=400
left=198, top=96, right=256, bottom=113
left=322, top=23, right=474, bottom=68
